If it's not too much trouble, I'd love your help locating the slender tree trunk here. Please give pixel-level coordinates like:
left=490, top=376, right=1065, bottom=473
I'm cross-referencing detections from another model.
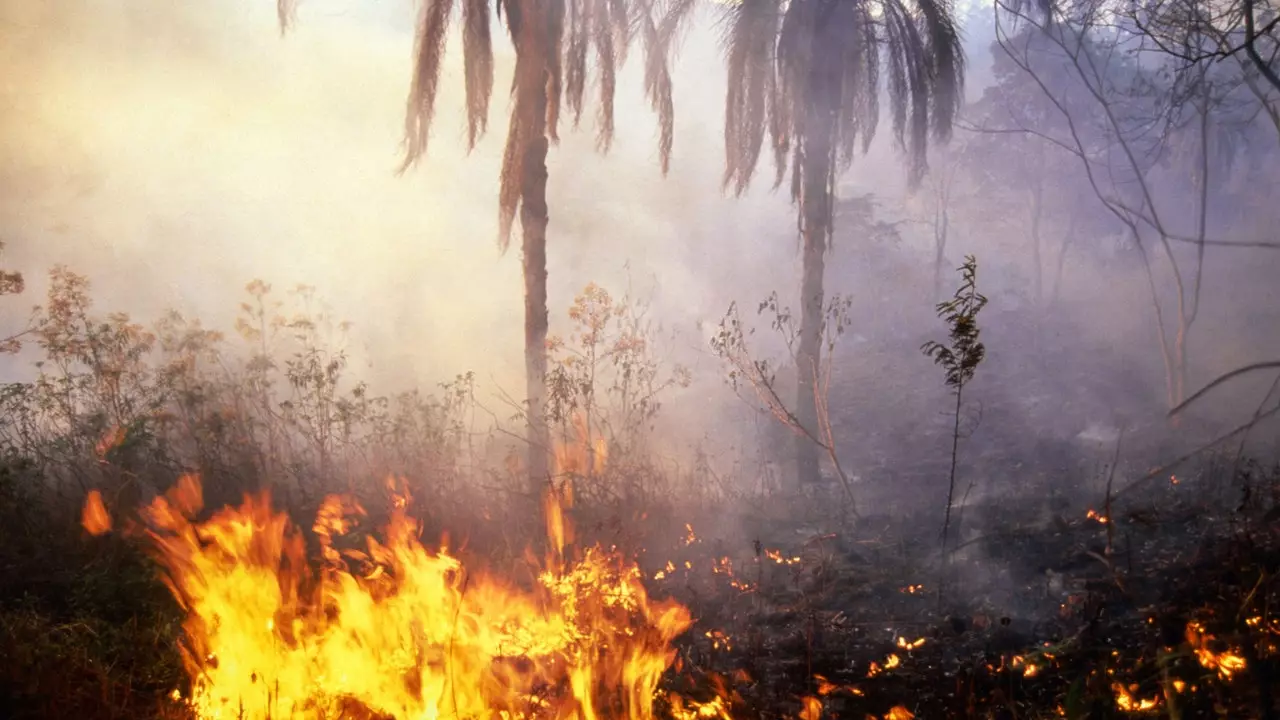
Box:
left=522, top=136, right=551, bottom=496
left=933, top=204, right=948, bottom=304
left=518, top=7, right=552, bottom=498
left=795, top=104, right=834, bottom=488
left=1029, top=178, right=1043, bottom=308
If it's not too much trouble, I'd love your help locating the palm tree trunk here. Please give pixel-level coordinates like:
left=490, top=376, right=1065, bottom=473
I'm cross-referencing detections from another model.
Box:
left=795, top=106, right=834, bottom=488
left=517, top=5, right=552, bottom=498
left=522, top=133, right=551, bottom=497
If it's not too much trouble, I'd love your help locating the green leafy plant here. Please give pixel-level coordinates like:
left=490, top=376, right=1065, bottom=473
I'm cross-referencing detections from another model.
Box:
left=921, top=254, right=987, bottom=557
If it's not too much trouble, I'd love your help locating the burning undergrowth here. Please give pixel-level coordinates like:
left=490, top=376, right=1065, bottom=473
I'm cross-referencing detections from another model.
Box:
left=83, top=475, right=703, bottom=720
left=71, top=458, right=1280, bottom=720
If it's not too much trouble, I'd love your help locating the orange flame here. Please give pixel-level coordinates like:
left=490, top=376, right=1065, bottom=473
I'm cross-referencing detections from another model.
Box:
left=81, top=489, right=112, bottom=536
left=131, top=474, right=692, bottom=720
left=95, top=425, right=127, bottom=462
left=1112, top=682, right=1158, bottom=711
left=553, top=413, right=608, bottom=478
left=1185, top=621, right=1247, bottom=680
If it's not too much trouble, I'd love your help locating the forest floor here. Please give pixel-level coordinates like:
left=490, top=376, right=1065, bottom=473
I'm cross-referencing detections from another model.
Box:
left=651, top=450, right=1280, bottom=719
left=1, top=450, right=1278, bottom=720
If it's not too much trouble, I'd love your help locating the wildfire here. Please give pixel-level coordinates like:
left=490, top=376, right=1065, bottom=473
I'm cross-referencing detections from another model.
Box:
left=81, top=489, right=112, bottom=536
left=895, top=637, right=926, bottom=651
left=1112, top=683, right=1158, bottom=712
left=92, top=474, right=695, bottom=720
left=553, top=413, right=608, bottom=478
left=866, top=654, right=901, bottom=678
left=1185, top=621, right=1247, bottom=680
left=764, top=548, right=801, bottom=565
left=1086, top=509, right=1109, bottom=525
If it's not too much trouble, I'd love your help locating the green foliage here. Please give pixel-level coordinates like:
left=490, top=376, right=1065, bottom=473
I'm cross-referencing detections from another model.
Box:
left=921, top=255, right=988, bottom=391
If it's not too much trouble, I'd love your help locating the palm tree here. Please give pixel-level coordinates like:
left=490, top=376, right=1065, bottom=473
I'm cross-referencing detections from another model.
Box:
left=278, top=0, right=693, bottom=494
left=720, top=0, right=965, bottom=486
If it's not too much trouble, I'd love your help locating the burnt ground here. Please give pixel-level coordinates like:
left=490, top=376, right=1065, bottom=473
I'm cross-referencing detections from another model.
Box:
left=640, top=452, right=1280, bottom=719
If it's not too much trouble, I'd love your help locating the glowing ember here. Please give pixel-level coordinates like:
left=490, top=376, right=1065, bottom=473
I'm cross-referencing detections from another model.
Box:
left=1112, top=682, right=1158, bottom=712
left=96, top=475, right=694, bottom=720
left=1186, top=621, right=1247, bottom=680
left=682, top=524, right=699, bottom=546
left=866, top=654, right=901, bottom=678
left=797, top=696, right=822, bottom=720
left=895, top=637, right=926, bottom=651
left=1009, top=655, right=1040, bottom=677
left=704, top=629, right=733, bottom=651
left=764, top=548, right=801, bottom=565
left=1086, top=509, right=1109, bottom=524
left=884, top=706, right=915, bottom=719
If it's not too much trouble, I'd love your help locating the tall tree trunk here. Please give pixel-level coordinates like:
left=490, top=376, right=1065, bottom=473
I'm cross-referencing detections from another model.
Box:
left=1029, top=177, right=1043, bottom=307
left=795, top=105, right=834, bottom=488
left=522, top=134, right=551, bottom=496
left=517, top=4, right=552, bottom=498
left=933, top=201, right=949, bottom=304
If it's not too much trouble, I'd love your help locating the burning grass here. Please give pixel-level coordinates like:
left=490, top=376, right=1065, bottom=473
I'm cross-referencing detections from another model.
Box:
left=83, top=476, right=693, bottom=720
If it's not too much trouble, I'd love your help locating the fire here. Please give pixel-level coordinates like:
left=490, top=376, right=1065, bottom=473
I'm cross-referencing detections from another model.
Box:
left=1009, top=655, right=1040, bottom=677
left=82, top=489, right=112, bottom=536
left=1086, top=509, right=1109, bottom=524
left=1112, top=683, right=1158, bottom=711
left=764, top=548, right=801, bottom=565
left=866, top=654, right=900, bottom=678
left=95, top=424, right=127, bottom=461
left=797, top=695, right=822, bottom=720
left=1185, top=621, right=1247, bottom=680
left=109, top=474, right=694, bottom=720
left=553, top=413, right=608, bottom=478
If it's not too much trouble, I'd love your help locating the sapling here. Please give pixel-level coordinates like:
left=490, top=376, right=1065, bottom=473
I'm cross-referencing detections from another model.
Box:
left=920, top=255, right=987, bottom=557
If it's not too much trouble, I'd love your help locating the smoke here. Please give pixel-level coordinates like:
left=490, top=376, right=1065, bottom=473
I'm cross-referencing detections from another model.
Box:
left=2, top=0, right=1279, bottom=496
left=0, top=0, right=795, bottom=402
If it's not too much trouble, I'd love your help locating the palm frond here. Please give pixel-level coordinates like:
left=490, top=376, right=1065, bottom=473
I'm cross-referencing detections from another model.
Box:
left=639, top=0, right=698, bottom=174
left=565, top=0, right=591, bottom=128
left=915, top=0, right=964, bottom=143
left=499, top=79, right=528, bottom=250
left=721, top=0, right=782, bottom=195
left=722, top=0, right=965, bottom=196
left=546, top=0, right=567, bottom=141
left=461, top=0, right=495, bottom=150
left=591, top=0, right=622, bottom=151
left=833, top=0, right=880, bottom=166
left=277, top=0, right=297, bottom=34
left=400, top=0, right=458, bottom=172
